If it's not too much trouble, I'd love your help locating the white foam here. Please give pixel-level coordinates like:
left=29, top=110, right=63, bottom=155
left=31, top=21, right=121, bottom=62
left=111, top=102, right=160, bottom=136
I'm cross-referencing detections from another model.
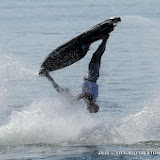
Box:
left=0, top=53, right=39, bottom=107
left=0, top=97, right=103, bottom=145
left=0, top=54, right=37, bottom=80
left=115, top=97, right=160, bottom=144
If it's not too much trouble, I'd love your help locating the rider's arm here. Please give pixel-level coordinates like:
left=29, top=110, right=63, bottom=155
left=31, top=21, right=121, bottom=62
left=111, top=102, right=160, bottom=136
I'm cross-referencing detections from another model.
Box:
left=74, top=92, right=93, bottom=103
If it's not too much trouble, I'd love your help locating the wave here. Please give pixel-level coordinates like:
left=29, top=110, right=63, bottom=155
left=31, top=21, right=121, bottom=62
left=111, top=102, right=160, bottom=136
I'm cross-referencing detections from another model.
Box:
left=0, top=95, right=160, bottom=146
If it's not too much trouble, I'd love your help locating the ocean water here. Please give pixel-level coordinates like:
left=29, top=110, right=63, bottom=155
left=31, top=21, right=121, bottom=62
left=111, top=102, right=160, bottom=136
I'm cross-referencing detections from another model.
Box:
left=0, top=0, right=160, bottom=159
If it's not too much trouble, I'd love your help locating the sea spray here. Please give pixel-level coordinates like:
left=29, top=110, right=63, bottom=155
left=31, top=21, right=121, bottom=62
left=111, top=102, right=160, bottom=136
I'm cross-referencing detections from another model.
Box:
left=115, top=97, right=160, bottom=144
left=0, top=53, right=38, bottom=107
left=0, top=97, right=100, bottom=145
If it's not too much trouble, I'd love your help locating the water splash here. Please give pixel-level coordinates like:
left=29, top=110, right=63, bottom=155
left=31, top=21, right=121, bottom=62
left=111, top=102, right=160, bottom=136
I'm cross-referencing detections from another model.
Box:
left=0, top=54, right=37, bottom=80
left=0, top=53, right=38, bottom=107
left=0, top=98, right=101, bottom=145
left=1, top=95, right=160, bottom=146
left=115, top=97, right=160, bottom=144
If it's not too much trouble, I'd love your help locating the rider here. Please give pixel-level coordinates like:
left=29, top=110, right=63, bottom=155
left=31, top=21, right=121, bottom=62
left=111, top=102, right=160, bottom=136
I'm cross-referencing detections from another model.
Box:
left=74, top=34, right=109, bottom=113
left=45, top=34, right=110, bottom=113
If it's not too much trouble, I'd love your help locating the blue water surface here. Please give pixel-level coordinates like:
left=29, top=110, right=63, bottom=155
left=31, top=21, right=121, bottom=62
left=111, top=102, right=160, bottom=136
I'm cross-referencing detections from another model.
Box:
left=0, top=0, right=160, bottom=159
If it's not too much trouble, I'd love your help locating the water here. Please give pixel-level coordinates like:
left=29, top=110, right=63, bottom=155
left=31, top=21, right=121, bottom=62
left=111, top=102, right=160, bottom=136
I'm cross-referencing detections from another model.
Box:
left=0, top=0, right=160, bottom=159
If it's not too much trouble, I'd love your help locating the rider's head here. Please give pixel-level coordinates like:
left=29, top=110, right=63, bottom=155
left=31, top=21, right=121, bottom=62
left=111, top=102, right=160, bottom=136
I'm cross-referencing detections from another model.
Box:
left=87, top=103, right=99, bottom=113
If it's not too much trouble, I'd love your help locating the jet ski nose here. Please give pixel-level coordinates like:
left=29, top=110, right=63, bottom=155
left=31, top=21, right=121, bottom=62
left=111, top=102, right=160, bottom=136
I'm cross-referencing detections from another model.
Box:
left=109, top=17, right=121, bottom=26
left=109, top=17, right=121, bottom=22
